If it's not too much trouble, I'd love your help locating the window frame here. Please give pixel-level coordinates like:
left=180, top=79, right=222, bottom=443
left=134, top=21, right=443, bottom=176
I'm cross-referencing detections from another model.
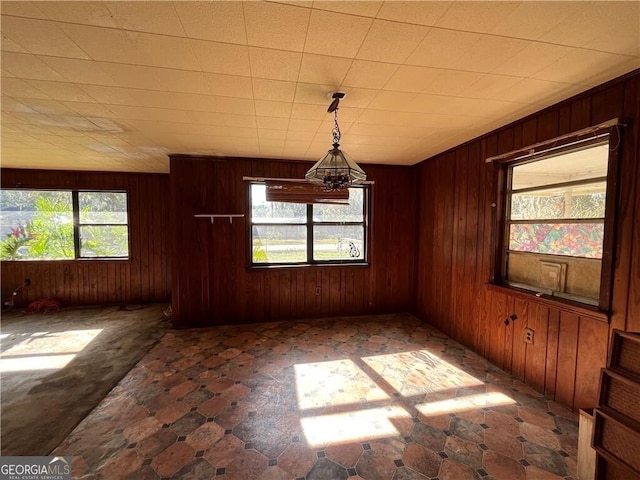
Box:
left=490, top=122, right=621, bottom=312
left=1, top=188, right=131, bottom=261
left=247, top=181, right=370, bottom=267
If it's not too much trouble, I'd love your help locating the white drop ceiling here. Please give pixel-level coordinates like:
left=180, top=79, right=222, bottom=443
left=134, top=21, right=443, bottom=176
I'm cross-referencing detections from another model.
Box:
left=1, top=1, right=638, bottom=173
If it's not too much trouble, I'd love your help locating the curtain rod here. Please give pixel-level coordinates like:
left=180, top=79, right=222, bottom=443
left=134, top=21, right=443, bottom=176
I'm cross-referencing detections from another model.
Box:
left=485, top=118, right=621, bottom=164
left=242, top=176, right=375, bottom=184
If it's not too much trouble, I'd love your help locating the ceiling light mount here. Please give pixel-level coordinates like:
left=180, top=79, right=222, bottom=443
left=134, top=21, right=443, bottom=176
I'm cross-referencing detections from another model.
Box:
left=305, top=92, right=366, bottom=192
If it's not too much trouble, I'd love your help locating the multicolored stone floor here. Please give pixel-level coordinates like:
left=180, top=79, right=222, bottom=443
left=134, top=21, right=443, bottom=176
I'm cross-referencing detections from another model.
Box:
left=54, top=314, right=579, bottom=480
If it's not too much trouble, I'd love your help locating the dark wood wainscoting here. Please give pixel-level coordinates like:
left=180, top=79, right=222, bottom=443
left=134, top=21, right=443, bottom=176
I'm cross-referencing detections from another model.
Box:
left=415, top=71, right=640, bottom=410
left=169, top=157, right=416, bottom=327
left=1, top=169, right=171, bottom=306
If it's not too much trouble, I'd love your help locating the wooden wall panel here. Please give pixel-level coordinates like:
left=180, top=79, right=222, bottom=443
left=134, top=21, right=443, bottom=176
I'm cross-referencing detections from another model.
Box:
left=1, top=169, right=171, bottom=306
left=414, top=70, right=640, bottom=410
left=169, top=157, right=416, bottom=327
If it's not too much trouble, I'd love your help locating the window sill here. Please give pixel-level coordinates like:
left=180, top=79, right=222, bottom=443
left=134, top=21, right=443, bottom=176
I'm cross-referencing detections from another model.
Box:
left=486, top=282, right=609, bottom=323
left=1, top=258, right=130, bottom=263
left=248, top=262, right=369, bottom=270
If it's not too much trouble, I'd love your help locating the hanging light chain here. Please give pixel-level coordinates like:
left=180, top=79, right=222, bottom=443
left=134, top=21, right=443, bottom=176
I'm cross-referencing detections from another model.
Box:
left=332, top=108, right=341, bottom=146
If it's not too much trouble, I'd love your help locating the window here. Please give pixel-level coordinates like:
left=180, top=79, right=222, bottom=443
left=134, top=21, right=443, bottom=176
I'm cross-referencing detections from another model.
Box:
left=0, top=190, right=129, bottom=260
left=497, top=132, right=616, bottom=307
left=249, top=183, right=367, bottom=265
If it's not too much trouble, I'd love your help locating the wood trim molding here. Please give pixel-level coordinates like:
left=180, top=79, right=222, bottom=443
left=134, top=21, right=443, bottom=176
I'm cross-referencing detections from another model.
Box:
left=486, top=283, right=609, bottom=322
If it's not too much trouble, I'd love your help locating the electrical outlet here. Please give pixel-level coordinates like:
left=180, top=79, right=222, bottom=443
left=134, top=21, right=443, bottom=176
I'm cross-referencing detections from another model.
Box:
left=315, top=286, right=321, bottom=296
left=523, top=327, right=534, bottom=345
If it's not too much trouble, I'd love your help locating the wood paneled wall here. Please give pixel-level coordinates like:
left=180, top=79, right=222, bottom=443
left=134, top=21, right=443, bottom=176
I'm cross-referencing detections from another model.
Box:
left=1, top=169, right=171, bottom=306
left=169, top=156, right=416, bottom=327
left=414, top=70, right=640, bottom=410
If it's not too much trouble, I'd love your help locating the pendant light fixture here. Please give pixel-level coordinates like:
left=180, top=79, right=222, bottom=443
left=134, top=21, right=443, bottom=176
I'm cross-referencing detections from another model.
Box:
left=305, top=92, right=367, bottom=191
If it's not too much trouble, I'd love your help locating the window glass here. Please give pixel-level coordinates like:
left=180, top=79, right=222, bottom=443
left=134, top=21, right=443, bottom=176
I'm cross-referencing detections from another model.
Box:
left=313, top=225, right=365, bottom=261
left=251, top=184, right=306, bottom=224
left=80, top=225, right=129, bottom=258
left=511, top=142, right=609, bottom=190
left=313, top=188, right=364, bottom=222
left=79, top=192, right=128, bottom=224
left=503, top=138, right=610, bottom=306
left=0, top=189, right=129, bottom=260
left=508, top=223, right=604, bottom=258
left=0, top=190, right=74, bottom=260
left=250, top=184, right=367, bottom=265
left=252, top=225, right=307, bottom=263
left=510, top=182, right=606, bottom=220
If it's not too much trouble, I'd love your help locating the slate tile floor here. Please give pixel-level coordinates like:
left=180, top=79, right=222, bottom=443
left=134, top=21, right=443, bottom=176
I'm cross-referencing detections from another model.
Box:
left=54, top=314, right=579, bottom=480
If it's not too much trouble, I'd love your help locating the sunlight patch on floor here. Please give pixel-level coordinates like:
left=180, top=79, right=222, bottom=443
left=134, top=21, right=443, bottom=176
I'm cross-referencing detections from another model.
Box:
left=0, top=329, right=103, bottom=372
left=294, top=359, right=389, bottom=410
left=301, top=405, right=411, bottom=448
left=362, top=350, right=484, bottom=396
left=417, top=391, right=516, bottom=417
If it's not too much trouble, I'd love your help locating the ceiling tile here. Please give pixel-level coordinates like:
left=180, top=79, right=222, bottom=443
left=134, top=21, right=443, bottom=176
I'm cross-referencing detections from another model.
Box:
left=409, top=29, right=529, bottom=73
left=39, top=57, right=117, bottom=85
left=290, top=103, right=327, bottom=120
left=304, top=9, right=373, bottom=58
left=492, top=42, right=574, bottom=77
left=104, top=104, right=192, bottom=123
left=221, top=114, right=257, bottom=129
left=368, top=91, right=418, bottom=111
left=312, top=1, right=381, bottom=17
left=357, top=19, right=429, bottom=63
left=532, top=49, right=640, bottom=86
left=342, top=60, right=399, bottom=89
left=61, top=101, right=119, bottom=118
left=298, top=54, right=352, bottom=85
left=174, top=1, right=247, bottom=44
left=1, top=96, right=37, bottom=114
left=258, top=129, right=287, bottom=140
left=0, top=52, right=66, bottom=81
left=435, top=1, right=521, bottom=34
left=203, top=73, right=254, bottom=99
left=286, top=130, right=316, bottom=141
left=254, top=100, right=293, bottom=118
left=12, top=98, right=75, bottom=116
left=26, top=80, right=96, bottom=102
left=1, top=35, right=29, bottom=53
left=99, top=63, right=210, bottom=95
left=408, top=28, right=478, bottom=68
left=243, top=1, right=311, bottom=52
left=376, top=1, right=451, bottom=26
left=1, top=16, right=90, bottom=59
left=27, top=1, right=118, bottom=27
left=288, top=118, right=321, bottom=132
left=459, top=74, right=522, bottom=101
left=499, top=78, right=585, bottom=105
left=1, top=77, right=51, bottom=99
left=539, top=1, right=640, bottom=55
left=249, top=47, right=302, bottom=82
left=190, top=40, right=251, bottom=76
left=253, top=78, right=296, bottom=102
left=489, top=2, right=578, bottom=40
left=385, top=65, right=484, bottom=96
left=104, top=2, right=184, bottom=36
left=583, top=2, right=640, bottom=56
left=257, top=116, right=289, bottom=130
left=383, top=65, right=441, bottom=93
left=59, top=24, right=200, bottom=70
left=178, top=111, right=226, bottom=126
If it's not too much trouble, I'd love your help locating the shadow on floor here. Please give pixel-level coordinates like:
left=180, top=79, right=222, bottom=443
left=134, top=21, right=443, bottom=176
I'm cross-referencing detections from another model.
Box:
left=1, top=303, right=170, bottom=455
